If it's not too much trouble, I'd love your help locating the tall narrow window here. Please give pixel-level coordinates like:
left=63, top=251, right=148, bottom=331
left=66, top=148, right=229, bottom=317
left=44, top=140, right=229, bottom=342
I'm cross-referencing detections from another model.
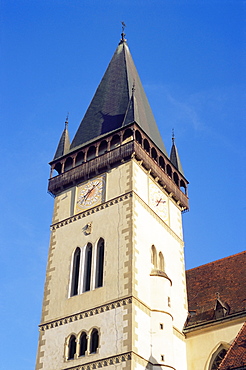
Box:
left=159, top=252, right=164, bottom=271
left=90, top=329, right=99, bottom=354
left=68, top=335, right=77, bottom=360
left=95, top=238, right=104, bottom=288
left=79, top=332, right=87, bottom=356
left=84, top=243, right=92, bottom=292
left=151, top=245, right=157, bottom=268
left=71, top=248, right=81, bottom=296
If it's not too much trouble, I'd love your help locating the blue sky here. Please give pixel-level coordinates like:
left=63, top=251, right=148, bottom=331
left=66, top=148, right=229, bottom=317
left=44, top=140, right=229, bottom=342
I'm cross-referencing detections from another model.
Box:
left=0, top=1, right=245, bottom=369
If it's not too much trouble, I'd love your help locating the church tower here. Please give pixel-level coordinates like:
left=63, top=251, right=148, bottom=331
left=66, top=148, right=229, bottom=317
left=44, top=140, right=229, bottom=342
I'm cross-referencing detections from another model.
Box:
left=36, top=32, right=189, bottom=370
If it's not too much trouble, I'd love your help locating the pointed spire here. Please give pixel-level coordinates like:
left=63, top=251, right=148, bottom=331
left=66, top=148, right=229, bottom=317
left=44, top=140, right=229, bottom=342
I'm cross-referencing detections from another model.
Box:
left=70, top=39, right=167, bottom=155
left=53, top=114, right=71, bottom=160
left=170, top=130, right=184, bottom=175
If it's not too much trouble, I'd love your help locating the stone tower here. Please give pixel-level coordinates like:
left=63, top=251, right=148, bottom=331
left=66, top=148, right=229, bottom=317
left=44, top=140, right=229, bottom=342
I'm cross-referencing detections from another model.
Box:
left=36, top=33, right=189, bottom=370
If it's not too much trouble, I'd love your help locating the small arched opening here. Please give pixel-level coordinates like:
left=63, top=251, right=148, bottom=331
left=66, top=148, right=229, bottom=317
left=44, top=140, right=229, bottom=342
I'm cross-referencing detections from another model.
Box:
left=166, top=164, right=172, bottom=178
left=75, top=151, right=84, bottom=166
left=68, top=335, right=77, bottom=360
left=79, top=332, right=87, bottom=357
left=98, top=140, right=108, bottom=156
left=54, top=162, right=62, bottom=176
left=159, top=156, right=165, bottom=171
left=87, top=146, right=96, bottom=161
left=64, top=157, right=73, bottom=171
left=110, top=135, right=120, bottom=150
left=151, top=245, right=157, bottom=269
left=151, top=147, right=158, bottom=161
left=135, top=130, right=142, bottom=145
left=159, top=252, right=165, bottom=271
left=143, top=139, right=150, bottom=153
left=180, top=180, right=187, bottom=194
left=122, top=128, right=133, bottom=144
left=90, top=329, right=99, bottom=354
left=173, top=172, right=179, bottom=186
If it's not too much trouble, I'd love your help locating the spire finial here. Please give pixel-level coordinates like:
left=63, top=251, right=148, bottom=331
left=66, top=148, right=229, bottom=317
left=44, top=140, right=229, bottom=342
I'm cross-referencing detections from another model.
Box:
left=120, top=21, right=126, bottom=42
left=172, top=128, right=175, bottom=144
left=65, top=112, right=69, bottom=129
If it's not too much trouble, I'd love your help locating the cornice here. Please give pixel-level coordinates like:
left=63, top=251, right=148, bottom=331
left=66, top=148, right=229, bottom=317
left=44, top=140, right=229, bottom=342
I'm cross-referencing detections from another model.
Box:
left=51, top=192, right=133, bottom=230
left=62, top=352, right=132, bottom=370
left=39, top=296, right=133, bottom=332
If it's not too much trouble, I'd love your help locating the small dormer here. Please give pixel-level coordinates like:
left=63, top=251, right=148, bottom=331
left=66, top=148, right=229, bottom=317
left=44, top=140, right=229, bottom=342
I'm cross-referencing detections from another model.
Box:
left=214, top=296, right=230, bottom=320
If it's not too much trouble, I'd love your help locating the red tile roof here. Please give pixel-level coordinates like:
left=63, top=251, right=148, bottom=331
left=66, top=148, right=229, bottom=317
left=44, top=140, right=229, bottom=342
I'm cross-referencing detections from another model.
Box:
left=218, top=321, right=246, bottom=369
left=185, top=251, right=246, bottom=327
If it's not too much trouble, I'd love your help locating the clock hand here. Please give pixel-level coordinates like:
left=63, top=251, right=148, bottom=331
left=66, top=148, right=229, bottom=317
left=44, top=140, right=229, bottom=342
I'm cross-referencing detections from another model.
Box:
left=82, top=182, right=100, bottom=203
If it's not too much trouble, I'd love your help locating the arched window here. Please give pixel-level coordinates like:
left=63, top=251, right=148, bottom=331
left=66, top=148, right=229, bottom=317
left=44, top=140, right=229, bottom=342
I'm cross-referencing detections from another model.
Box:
left=151, top=147, right=158, bottom=161
left=122, top=128, right=133, bottom=143
left=144, top=139, right=150, bottom=153
left=70, top=248, right=81, bottom=297
left=173, top=172, right=179, bottom=186
left=159, top=252, right=164, bottom=271
left=98, top=140, right=108, bottom=156
left=83, top=243, right=92, bottom=292
left=90, top=329, right=99, bottom=354
left=151, top=245, right=157, bottom=269
left=54, top=162, right=62, bottom=175
left=135, top=130, right=142, bottom=145
left=210, top=348, right=227, bottom=370
left=95, top=238, right=104, bottom=288
left=75, top=151, right=84, bottom=166
left=64, top=157, right=73, bottom=171
left=159, top=156, right=165, bottom=170
left=110, top=135, right=120, bottom=150
left=79, top=332, right=87, bottom=357
left=180, top=179, right=187, bottom=194
left=87, top=146, right=96, bottom=161
left=68, top=335, right=77, bottom=360
left=166, top=164, right=172, bottom=178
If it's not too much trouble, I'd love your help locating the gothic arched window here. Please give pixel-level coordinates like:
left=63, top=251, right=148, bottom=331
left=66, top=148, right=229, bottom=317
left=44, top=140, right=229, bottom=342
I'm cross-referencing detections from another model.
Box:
left=70, top=247, right=81, bottom=296
left=151, top=245, right=157, bottom=269
left=68, top=335, right=77, bottom=360
left=95, top=238, right=104, bottom=288
left=159, top=252, right=164, bottom=271
left=210, top=349, right=227, bottom=370
left=83, top=243, right=92, bottom=292
left=79, top=332, right=87, bottom=356
left=90, top=329, right=99, bottom=354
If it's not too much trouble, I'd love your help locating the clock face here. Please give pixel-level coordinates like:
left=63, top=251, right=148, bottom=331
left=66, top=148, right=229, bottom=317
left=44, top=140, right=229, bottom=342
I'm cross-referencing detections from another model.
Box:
left=75, top=175, right=106, bottom=213
left=149, top=181, right=168, bottom=222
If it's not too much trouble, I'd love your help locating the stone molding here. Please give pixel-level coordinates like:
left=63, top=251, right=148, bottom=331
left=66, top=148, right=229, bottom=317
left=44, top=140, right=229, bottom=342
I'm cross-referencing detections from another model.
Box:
left=39, top=297, right=133, bottom=331
left=51, top=192, right=133, bottom=230
left=62, top=352, right=132, bottom=370
left=50, top=188, right=183, bottom=246
left=39, top=294, right=174, bottom=332
left=61, top=351, right=177, bottom=370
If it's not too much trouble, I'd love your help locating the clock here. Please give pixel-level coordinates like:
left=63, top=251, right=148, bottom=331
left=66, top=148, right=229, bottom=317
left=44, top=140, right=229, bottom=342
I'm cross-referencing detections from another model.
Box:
left=149, top=180, right=168, bottom=222
left=75, top=175, right=106, bottom=213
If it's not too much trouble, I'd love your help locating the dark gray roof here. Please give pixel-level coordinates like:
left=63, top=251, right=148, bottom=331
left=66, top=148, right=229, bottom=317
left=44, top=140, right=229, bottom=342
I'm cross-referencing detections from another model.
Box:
left=53, top=124, right=70, bottom=160
left=170, top=139, right=184, bottom=176
left=70, top=39, right=167, bottom=154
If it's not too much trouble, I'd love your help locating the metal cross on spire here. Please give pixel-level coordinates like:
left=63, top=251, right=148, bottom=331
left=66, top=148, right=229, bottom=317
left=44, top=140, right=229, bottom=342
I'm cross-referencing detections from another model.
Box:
left=65, top=112, right=69, bottom=129
left=121, top=21, right=126, bottom=42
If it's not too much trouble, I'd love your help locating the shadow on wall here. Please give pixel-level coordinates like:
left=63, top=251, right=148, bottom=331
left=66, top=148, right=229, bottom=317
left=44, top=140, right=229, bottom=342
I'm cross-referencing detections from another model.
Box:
left=145, top=354, right=164, bottom=370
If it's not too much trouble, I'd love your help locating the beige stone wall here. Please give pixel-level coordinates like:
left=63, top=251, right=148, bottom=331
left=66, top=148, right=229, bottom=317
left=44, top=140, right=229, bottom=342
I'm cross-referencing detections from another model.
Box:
left=37, top=159, right=188, bottom=369
left=186, top=319, right=245, bottom=370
